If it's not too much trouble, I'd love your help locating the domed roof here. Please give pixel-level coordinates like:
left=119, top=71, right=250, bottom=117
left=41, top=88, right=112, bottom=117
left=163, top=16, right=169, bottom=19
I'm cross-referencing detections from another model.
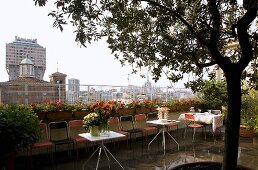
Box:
left=20, top=58, right=33, bottom=65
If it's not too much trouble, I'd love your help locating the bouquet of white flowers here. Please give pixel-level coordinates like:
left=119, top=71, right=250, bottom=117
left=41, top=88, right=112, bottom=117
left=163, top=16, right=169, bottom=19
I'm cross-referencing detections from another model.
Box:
left=157, top=107, right=170, bottom=120
left=82, top=112, right=100, bottom=130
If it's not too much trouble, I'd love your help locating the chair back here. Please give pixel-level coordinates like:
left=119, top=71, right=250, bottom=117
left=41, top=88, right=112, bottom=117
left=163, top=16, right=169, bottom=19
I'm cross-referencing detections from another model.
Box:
left=185, top=113, right=195, bottom=121
left=68, top=120, right=86, bottom=138
left=147, top=112, right=158, bottom=120
left=49, top=121, right=69, bottom=141
left=108, top=117, right=120, bottom=131
left=134, top=114, right=147, bottom=129
left=120, top=115, right=135, bottom=131
left=38, top=123, right=49, bottom=142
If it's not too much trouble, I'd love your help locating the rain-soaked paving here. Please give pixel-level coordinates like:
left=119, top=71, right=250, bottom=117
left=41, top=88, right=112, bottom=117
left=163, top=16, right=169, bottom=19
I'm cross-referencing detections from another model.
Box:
left=15, top=128, right=258, bottom=170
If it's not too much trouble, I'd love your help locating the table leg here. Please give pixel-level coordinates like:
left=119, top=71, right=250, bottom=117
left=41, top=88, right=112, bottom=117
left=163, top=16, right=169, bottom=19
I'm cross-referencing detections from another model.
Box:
left=162, top=128, right=166, bottom=155
left=102, top=142, right=111, bottom=168
left=148, top=125, right=180, bottom=155
left=102, top=144, right=124, bottom=169
left=148, top=129, right=162, bottom=150
left=166, top=131, right=180, bottom=151
left=96, top=147, right=102, bottom=170
left=82, top=145, right=102, bottom=170
left=83, top=142, right=124, bottom=170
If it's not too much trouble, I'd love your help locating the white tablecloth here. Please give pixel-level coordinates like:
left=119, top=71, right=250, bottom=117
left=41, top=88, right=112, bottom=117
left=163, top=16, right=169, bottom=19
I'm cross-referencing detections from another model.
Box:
left=178, top=112, right=223, bottom=132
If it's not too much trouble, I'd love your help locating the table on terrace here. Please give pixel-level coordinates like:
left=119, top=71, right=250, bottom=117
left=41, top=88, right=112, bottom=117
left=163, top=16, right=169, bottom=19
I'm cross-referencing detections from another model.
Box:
left=147, top=119, right=180, bottom=155
left=79, top=131, right=125, bottom=170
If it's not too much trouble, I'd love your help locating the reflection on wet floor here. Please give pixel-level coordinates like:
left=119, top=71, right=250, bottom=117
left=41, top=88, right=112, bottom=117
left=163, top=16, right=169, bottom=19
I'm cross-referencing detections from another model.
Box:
left=16, top=129, right=258, bottom=170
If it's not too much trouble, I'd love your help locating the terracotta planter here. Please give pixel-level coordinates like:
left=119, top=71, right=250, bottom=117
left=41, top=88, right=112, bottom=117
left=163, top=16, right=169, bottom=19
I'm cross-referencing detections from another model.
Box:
left=135, top=108, right=150, bottom=114
left=150, top=107, right=158, bottom=112
left=168, top=106, right=177, bottom=112
left=177, top=105, right=191, bottom=111
left=240, top=125, right=254, bottom=138
left=36, top=112, right=47, bottom=122
left=116, top=108, right=135, bottom=115
left=74, top=110, right=90, bottom=120
left=46, top=111, right=73, bottom=122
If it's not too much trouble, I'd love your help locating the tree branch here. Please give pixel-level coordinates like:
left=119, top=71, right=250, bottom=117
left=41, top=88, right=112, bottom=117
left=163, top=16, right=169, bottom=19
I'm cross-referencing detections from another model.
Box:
left=237, top=1, right=257, bottom=70
left=141, top=0, right=209, bottom=46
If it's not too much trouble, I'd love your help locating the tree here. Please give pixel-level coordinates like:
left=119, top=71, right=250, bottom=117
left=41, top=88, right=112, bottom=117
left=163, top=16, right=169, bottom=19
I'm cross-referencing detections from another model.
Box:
left=34, top=0, right=257, bottom=169
left=198, top=80, right=228, bottom=110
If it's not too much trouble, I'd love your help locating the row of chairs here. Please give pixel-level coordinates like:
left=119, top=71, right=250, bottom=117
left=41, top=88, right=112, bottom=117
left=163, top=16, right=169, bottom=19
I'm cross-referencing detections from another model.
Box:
left=29, top=112, right=179, bottom=162
left=28, top=120, right=87, bottom=162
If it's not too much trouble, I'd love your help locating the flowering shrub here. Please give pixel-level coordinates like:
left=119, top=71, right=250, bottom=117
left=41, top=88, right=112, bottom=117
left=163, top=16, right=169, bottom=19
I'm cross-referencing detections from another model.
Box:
left=143, top=99, right=160, bottom=108
left=30, top=101, right=90, bottom=113
left=127, top=100, right=142, bottom=108
left=89, top=100, right=125, bottom=123
left=82, top=112, right=100, bottom=130
left=127, top=100, right=160, bottom=108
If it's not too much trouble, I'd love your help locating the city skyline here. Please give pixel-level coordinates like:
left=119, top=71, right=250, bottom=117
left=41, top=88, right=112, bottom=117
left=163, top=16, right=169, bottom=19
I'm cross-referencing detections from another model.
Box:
left=0, top=0, right=187, bottom=88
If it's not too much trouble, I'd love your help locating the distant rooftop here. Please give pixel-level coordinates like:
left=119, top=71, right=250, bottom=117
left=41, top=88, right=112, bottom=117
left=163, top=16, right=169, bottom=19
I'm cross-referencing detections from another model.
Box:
left=7, top=36, right=43, bottom=48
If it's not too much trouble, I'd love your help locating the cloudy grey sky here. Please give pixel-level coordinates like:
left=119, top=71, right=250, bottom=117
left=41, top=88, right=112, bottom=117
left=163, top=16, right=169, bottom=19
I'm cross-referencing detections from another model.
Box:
left=0, top=0, right=187, bottom=87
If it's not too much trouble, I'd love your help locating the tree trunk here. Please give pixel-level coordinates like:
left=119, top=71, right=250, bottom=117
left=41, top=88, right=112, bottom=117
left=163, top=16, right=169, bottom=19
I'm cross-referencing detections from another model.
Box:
left=222, top=70, right=242, bottom=170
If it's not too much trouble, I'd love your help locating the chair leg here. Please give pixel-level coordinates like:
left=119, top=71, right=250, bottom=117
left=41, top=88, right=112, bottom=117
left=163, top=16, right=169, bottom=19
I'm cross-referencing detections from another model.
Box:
left=193, top=128, right=196, bottom=141
left=184, top=127, right=187, bottom=139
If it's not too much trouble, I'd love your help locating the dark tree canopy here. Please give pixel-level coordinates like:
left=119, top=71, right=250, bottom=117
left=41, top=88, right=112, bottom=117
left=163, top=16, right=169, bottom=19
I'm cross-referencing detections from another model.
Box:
left=34, top=0, right=257, bottom=88
left=34, top=0, right=257, bottom=169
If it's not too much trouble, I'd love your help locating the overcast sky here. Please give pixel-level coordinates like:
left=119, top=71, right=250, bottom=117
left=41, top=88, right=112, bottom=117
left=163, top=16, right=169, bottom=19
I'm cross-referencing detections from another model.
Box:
left=0, top=0, right=187, bottom=88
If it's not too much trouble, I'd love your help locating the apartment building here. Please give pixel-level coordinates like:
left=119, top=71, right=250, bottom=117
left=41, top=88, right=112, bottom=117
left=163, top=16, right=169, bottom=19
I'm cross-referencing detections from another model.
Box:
left=6, top=36, right=46, bottom=80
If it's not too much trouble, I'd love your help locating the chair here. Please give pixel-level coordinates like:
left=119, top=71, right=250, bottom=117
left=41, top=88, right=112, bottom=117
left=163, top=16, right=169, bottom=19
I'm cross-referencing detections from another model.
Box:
left=108, top=117, right=129, bottom=145
left=134, top=114, right=157, bottom=143
left=184, top=113, right=205, bottom=141
left=120, top=115, right=144, bottom=148
left=49, top=121, right=75, bottom=159
left=165, top=121, right=179, bottom=132
left=29, top=123, right=53, bottom=162
left=147, top=112, right=158, bottom=121
left=68, top=120, right=88, bottom=159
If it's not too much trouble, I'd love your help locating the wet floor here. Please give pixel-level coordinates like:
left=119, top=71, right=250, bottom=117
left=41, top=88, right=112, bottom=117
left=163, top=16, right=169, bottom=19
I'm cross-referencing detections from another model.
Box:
left=16, top=128, right=258, bottom=170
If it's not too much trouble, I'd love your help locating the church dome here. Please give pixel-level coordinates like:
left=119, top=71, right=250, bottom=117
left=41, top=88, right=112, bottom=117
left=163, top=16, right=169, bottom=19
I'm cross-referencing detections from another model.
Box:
left=20, top=58, right=33, bottom=65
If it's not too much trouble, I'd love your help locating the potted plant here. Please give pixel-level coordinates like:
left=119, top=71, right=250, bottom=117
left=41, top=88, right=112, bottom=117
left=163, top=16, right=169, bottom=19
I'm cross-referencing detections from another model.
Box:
left=0, top=104, right=40, bottom=170
left=240, top=89, right=258, bottom=137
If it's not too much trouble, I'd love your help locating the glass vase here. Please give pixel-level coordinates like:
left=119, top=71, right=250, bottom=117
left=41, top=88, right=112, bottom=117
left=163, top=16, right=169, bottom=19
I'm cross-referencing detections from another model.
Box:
left=90, top=125, right=100, bottom=136
left=100, top=123, right=110, bottom=136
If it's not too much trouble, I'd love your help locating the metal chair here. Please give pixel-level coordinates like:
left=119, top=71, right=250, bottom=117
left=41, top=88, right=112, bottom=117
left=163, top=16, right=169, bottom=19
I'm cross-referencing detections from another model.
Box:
left=184, top=113, right=205, bottom=141
left=108, top=117, right=129, bottom=145
left=146, top=112, right=158, bottom=121
left=68, top=120, right=88, bottom=159
left=134, top=114, right=157, bottom=143
left=120, top=115, right=143, bottom=148
left=29, top=123, right=53, bottom=162
left=49, top=121, right=74, bottom=159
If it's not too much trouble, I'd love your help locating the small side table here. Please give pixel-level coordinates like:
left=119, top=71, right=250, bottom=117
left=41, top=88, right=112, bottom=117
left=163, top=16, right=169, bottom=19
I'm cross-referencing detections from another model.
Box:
left=79, top=131, right=125, bottom=170
left=147, top=119, right=180, bottom=155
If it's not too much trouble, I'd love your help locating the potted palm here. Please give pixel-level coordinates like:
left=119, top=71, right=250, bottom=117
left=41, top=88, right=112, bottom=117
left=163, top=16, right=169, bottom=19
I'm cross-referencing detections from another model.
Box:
left=0, top=105, right=40, bottom=170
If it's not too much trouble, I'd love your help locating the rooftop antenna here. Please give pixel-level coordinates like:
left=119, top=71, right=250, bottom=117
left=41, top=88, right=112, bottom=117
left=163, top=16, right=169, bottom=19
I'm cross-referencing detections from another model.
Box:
left=57, top=62, right=59, bottom=72
left=122, top=73, right=131, bottom=86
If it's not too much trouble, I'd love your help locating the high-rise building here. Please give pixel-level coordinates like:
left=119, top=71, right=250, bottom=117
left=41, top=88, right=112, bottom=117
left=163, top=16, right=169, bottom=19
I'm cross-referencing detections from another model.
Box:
left=6, top=36, right=46, bottom=80
left=67, top=78, right=80, bottom=104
